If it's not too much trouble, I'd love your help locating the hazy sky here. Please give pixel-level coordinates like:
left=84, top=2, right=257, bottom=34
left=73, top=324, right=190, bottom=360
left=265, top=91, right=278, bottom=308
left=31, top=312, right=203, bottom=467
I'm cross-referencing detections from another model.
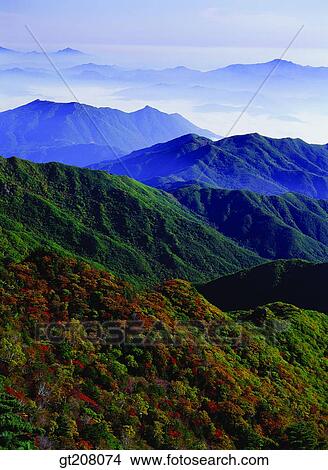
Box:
left=1, top=0, right=328, bottom=68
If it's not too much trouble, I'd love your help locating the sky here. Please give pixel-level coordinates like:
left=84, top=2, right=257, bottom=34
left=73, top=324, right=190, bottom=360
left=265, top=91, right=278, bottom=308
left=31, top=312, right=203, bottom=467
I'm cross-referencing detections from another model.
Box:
left=1, top=0, right=328, bottom=68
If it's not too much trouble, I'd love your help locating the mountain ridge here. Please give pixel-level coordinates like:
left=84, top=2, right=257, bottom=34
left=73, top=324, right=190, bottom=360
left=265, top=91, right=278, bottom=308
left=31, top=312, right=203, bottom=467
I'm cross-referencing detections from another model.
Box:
left=0, top=46, right=87, bottom=56
left=0, top=155, right=263, bottom=286
left=168, top=184, right=328, bottom=262
left=66, top=58, right=328, bottom=78
left=91, top=132, right=328, bottom=199
left=0, top=100, right=217, bottom=166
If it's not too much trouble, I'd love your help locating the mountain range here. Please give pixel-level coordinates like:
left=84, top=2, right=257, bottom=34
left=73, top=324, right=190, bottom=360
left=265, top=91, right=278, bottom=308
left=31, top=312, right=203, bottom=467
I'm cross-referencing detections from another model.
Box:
left=2, top=48, right=328, bottom=80
left=65, top=59, right=328, bottom=85
left=67, top=59, right=328, bottom=143
left=91, top=133, right=328, bottom=198
left=0, top=155, right=262, bottom=286
left=0, top=46, right=86, bottom=57
left=0, top=100, right=217, bottom=166
left=2, top=53, right=328, bottom=142
left=0, top=91, right=328, bottom=450
left=1, top=38, right=328, bottom=452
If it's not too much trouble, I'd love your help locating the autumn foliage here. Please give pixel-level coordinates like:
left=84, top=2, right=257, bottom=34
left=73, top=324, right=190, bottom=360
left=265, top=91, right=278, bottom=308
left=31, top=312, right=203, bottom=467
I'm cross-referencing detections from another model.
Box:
left=0, top=251, right=327, bottom=450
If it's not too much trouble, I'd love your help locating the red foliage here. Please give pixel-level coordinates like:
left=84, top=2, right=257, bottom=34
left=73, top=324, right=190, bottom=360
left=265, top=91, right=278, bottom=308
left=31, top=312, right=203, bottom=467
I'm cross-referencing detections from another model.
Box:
left=28, top=306, right=40, bottom=313
left=207, top=400, right=219, bottom=413
left=129, top=408, right=137, bottom=417
left=215, top=428, right=223, bottom=439
left=73, top=390, right=99, bottom=408
left=78, top=439, right=93, bottom=450
left=162, top=398, right=173, bottom=408
left=168, top=429, right=181, bottom=438
left=72, top=359, right=85, bottom=369
left=5, top=386, right=26, bottom=403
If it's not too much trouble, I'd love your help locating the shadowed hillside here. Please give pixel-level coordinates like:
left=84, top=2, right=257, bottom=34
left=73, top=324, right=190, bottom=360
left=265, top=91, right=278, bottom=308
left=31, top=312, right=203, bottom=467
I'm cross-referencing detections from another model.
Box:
left=199, top=259, right=328, bottom=312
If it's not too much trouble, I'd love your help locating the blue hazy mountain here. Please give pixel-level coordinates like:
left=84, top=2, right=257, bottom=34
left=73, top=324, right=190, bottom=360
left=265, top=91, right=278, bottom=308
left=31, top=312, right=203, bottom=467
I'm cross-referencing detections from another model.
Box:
left=0, top=45, right=87, bottom=57
left=0, top=46, right=92, bottom=72
left=66, top=63, right=123, bottom=81
left=66, top=63, right=204, bottom=83
left=2, top=55, right=328, bottom=143
left=0, top=100, right=217, bottom=166
left=90, top=133, right=328, bottom=199
left=66, top=59, right=328, bottom=84
left=2, top=55, right=328, bottom=137
left=63, top=59, right=328, bottom=143
left=54, top=47, right=86, bottom=56
left=3, top=54, right=328, bottom=89
left=0, top=67, right=51, bottom=80
left=0, top=46, right=19, bottom=54
left=206, top=59, right=328, bottom=82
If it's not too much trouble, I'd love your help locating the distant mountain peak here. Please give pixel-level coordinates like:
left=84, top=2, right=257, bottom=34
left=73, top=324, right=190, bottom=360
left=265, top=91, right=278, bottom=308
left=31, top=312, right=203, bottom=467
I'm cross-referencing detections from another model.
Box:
left=55, top=47, right=86, bottom=55
left=141, top=105, right=157, bottom=111
left=24, top=99, right=53, bottom=107
left=267, top=58, right=297, bottom=66
left=0, top=46, right=17, bottom=53
left=172, top=133, right=210, bottom=144
left=134, top=105, right=167, bottom=115
left=5, top=67, right=24, bottom=73
left=24, top=99, right=84, bottom=108
left=213, top=58, right=302, bottom=74
left=166, top=65, right=192, bottom=72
